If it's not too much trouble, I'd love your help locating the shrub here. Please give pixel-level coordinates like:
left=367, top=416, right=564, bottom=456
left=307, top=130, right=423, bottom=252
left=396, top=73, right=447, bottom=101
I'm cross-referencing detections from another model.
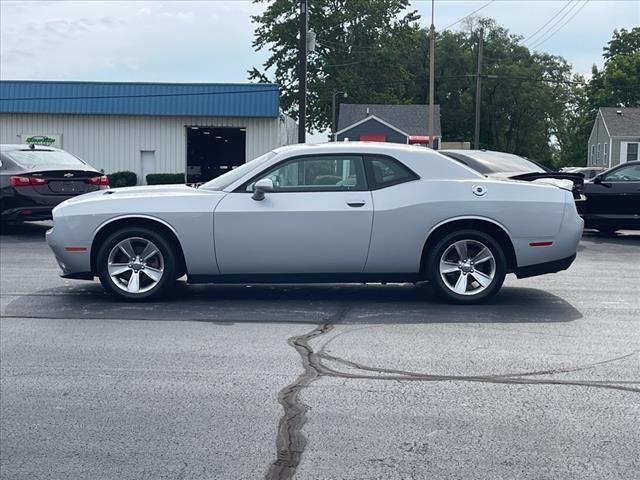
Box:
left=146, top=173, right=185, bottom=185
left=107, top=171, right=137, bottom=187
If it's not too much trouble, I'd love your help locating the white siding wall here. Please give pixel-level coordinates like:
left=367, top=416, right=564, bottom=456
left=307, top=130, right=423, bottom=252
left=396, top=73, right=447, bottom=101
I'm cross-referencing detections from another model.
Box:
left=0, top=113, right=283, bottom=175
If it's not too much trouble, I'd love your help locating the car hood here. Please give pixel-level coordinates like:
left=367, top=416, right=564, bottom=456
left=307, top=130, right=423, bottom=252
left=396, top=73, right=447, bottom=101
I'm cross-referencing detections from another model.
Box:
left=63, top=184, right=194, bottom=200
left=56, top=184, right=222, bottom=210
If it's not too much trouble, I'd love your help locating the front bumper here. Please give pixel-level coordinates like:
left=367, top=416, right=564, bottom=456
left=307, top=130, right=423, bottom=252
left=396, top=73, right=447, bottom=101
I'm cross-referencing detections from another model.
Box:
left=46, top=222, right=93, bottom=279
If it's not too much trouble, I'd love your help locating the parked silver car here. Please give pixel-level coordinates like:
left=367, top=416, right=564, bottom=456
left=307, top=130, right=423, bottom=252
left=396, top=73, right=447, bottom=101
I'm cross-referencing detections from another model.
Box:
left=47, top=143, right=583, bottom=303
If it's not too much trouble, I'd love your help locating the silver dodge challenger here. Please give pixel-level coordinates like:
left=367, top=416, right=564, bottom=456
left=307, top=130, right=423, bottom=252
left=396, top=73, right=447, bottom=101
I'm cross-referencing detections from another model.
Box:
left=46, top=143, right=583, bottom=303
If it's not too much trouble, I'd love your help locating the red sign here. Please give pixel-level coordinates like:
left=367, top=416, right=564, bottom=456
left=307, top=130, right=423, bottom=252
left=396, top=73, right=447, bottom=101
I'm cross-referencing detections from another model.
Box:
left=359, top=134, right=386, bottom=142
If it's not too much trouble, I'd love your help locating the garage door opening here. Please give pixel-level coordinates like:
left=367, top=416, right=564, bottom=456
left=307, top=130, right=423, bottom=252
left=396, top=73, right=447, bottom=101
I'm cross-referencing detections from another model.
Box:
left=186, top=127, right=246, bottom=183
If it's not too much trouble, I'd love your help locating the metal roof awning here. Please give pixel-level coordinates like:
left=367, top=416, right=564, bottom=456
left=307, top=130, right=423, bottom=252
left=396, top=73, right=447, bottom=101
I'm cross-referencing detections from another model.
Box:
left=0, top=81, right=281, bottom=118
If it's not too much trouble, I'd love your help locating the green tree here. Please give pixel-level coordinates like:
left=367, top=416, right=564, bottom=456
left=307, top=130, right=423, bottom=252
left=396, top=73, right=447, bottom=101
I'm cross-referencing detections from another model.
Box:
left=403, top=18, right=575, bottom=165
left=249, top=0, right=421, bottom=132
left=588, top=27, right=640, bottom=108
left=556, top=27, right=640, bottom=167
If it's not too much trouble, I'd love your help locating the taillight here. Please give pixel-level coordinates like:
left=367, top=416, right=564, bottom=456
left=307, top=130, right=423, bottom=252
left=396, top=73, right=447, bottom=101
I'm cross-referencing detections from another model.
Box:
left=86, top=175, right=110, bottom=186
left=572, top=183, right=583, bottom=199
left=10, top=176, right=47, bottom=187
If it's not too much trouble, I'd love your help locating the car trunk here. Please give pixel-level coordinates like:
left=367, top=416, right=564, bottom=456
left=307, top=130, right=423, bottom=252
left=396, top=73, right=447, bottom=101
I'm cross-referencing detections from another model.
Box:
left=29, top=169, right=103, bottom=195
left=490, top=172, right=585, bottom=199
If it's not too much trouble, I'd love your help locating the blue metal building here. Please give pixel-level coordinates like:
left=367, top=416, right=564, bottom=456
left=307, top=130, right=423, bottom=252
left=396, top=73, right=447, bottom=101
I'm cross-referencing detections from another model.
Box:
left=0, top=81, right=296, bottom=183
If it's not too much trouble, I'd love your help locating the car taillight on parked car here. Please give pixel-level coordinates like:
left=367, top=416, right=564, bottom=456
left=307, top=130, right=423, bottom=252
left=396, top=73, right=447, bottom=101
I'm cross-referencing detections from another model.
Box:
left=86, top=176, right=110, bottom=186
left=572, top=183, right=584, bottom=199
left=10, top=176, right=47, bottom=187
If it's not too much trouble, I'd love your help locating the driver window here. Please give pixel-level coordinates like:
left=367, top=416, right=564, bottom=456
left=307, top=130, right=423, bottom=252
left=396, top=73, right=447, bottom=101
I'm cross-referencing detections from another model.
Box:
left=249, top=155, right=366, bottom=191
left=603, top=164, right=640, bottom=182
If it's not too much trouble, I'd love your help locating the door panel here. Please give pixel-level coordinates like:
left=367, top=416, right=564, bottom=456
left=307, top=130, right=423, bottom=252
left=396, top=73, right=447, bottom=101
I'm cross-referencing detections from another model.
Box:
left=584, top=163, right=640, bottom=226
left=214, top=191, right=374, bottom=274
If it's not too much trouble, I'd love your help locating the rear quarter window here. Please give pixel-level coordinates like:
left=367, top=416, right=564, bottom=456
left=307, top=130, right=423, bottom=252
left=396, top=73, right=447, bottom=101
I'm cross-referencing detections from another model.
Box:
left=366, top=156, right=419, bottom=189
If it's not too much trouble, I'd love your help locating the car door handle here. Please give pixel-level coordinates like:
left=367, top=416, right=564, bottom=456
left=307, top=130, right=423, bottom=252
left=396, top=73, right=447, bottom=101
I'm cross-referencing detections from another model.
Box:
left=347, top=200, right=366, bottom=208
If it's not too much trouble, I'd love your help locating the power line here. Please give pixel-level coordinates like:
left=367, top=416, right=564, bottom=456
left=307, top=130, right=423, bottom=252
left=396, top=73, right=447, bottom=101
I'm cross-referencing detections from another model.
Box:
left=521, top=0, right=573, bottom=44
left=442, top=0, right=495, bottom=31
left=529, top=0, right=590, bottom=50
left=527, top=0, right=584, bottom=47
left=0, top=87, right=279, bottom=102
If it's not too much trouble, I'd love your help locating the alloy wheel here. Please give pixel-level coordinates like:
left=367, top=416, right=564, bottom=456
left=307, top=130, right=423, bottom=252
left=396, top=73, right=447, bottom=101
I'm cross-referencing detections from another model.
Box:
left=439, top=239, right=496, bottom=296
left=107, top=237, right=164, bottom=294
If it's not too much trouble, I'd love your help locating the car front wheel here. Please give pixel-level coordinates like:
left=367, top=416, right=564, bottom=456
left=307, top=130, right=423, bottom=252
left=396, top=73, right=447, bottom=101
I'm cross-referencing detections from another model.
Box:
left=427, top=230, right=506, bottom=304
left=97, top=227, right=176, bottom=301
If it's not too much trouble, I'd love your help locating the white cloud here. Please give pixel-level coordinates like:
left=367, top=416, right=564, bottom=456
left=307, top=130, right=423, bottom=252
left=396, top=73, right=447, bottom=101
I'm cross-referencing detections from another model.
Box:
left=1, top=0, right=637, bottom=82
left=0, top=1, right=268, bottom=82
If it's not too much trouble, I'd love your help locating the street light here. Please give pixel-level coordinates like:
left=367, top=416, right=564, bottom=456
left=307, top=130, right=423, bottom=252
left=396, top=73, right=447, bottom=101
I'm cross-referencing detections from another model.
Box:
left=332, top=90, right=348, bottom=141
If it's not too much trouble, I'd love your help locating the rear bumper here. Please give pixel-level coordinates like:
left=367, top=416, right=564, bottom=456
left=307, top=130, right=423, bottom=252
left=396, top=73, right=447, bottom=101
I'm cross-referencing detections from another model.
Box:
left=1, top=206, right=53, bottom=222
left=580, top=213, right=640, bottom=231
left=515, top=253, right=576, bottom=279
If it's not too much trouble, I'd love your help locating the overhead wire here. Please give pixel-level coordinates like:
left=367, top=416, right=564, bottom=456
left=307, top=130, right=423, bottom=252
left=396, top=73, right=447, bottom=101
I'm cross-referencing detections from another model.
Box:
left=442, top=0, right=496, bottom=31
left=521, top=0, right=574, bottom=44
left=529, top=0, right=590, bottom=50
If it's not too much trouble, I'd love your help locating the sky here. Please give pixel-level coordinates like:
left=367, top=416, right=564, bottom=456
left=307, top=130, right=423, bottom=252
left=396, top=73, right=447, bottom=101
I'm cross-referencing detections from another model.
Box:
left=2, top=0, right=638, bottom=82
left=1, top=0, right=638, bottom=140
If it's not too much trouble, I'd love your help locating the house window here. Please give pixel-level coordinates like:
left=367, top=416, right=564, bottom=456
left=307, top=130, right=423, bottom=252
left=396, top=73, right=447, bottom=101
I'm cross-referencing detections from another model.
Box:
left=597, top=143, right=601, bottom=162
left=604, top=143, right=609, bottom=164
left=628, top=143, right=639, bottom=162
left=591, top=145, right=596, bottom=164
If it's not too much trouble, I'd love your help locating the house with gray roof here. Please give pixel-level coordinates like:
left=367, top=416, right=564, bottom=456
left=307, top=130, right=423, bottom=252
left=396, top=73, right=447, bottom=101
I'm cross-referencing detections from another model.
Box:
left=587, top=107, right=640, bottom=168
left=336, top=104, right=442, bottom=148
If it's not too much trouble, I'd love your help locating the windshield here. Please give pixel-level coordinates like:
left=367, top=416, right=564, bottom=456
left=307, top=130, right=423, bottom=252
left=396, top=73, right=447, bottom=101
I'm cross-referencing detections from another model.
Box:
left=200, top=151, right=276, bottom=190
left=444, top=151, right=548, bottom=174
left=5, top=149, right=87, bottom=169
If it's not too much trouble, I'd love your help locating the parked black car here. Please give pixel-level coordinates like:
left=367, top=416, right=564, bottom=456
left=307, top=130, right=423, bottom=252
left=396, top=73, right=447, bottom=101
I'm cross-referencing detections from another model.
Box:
left=577, top=160, right=640, bottom=234
left=560, top=166, right=606, bottom=180
left=0, top=144, right=109, bottom=224
left=440, top=150, right=584, bottom=199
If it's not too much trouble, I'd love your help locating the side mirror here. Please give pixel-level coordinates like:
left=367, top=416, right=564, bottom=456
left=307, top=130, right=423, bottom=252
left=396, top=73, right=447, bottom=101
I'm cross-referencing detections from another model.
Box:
left=593, top=175, right=612, bottom=188
left=252, top=178, right=274, bottom=201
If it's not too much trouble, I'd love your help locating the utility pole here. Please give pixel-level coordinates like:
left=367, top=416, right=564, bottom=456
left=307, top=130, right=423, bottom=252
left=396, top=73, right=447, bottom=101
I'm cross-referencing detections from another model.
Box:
left=474, top=28, right=484, bottom=150
left=428, top=0, right=436, bottom=149
left=331, top=90, right=347, bottom=141
left=297, top=0, right=308, bottom=143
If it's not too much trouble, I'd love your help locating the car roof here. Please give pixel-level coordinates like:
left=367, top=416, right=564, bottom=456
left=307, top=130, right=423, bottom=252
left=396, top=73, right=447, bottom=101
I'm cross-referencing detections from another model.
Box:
left=441, top=149, right=503, bottom=155
left=272, top=141, right=439, bottom=156
left=607, top=160, right=640, bottom=169
left=0, top=144, right=64, bottom=152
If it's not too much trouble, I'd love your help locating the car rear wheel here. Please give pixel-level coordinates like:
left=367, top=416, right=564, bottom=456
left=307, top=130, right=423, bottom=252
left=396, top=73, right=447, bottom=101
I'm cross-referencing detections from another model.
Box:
left=97, top=227, right=176, bottom=301
left=427, top=230, right=506, bottom=304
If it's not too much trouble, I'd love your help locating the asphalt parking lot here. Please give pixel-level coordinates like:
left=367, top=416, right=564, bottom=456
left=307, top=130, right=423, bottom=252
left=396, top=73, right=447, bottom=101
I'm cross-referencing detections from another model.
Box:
left=1, top=222, right=639, bottom=480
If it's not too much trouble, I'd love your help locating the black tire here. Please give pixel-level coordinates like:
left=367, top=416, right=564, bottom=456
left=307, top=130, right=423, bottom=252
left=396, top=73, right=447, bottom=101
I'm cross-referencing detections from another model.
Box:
left=426, top=229, right=507, bottom=304
left=96, top=226, right=177, bottom=301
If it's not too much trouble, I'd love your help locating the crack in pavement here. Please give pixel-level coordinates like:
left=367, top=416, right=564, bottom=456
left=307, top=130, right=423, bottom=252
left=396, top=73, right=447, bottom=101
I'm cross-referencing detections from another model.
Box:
left=317, top=351, right=640, bottom=393
left=266, top=318, right=639, bottom=479
left=265, top=305, right=350, bottom=480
